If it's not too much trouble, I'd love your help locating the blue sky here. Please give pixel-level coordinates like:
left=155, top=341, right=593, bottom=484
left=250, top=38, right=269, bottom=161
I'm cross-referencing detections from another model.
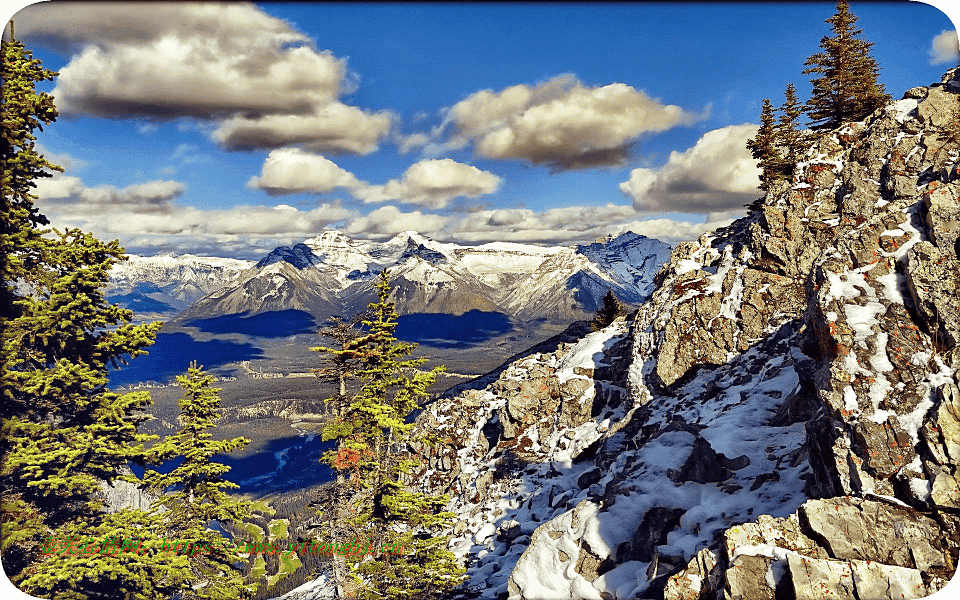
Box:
left=5, top=1, right=959, bottom=259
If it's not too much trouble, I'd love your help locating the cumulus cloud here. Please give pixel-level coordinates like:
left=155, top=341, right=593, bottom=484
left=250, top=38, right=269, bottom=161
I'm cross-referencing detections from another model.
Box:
left=17, top=2, right=393, bottom=154
left=430, top=75, right=701, bottom=170
left=247, top=148, right=363, bottom=195
left=344, top=205, right=450, bottom=238
left=212, top=103, right=394, bottom=154
left=620, top=124, right=762, bottom=214
left=442, top=204, right=740, bottom=245
left=930, top=30, right=960, bottom=65
left=248, top=151, right=500, bottom=210
left=33, top=172, right=358, bottom=258
left=359, top=159, right=502, bottom=209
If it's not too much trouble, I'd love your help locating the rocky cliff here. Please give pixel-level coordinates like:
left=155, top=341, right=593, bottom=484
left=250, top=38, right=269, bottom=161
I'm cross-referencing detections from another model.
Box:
left=403, top=68, right=960, bottom=600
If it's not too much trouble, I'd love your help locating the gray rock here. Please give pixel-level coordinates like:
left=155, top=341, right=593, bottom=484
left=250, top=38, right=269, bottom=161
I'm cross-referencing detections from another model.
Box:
left=577, top=466, right=602, bottom=489
left=923, top=181, right=960, bottom=258
left=664, top=547, right=722, bottom=600
left=725, top=554, right=775, bottom=600
left=799, top=498, right=946, bottom=572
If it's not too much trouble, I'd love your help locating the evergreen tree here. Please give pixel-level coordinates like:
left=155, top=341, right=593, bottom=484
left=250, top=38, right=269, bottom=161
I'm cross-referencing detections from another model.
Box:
left=314, top=271, right=465, bottom=599
left=802, top=0, right=890, bottom=129
left=776, top=83, right=808, bottom=180
left=591, top=289, right=625, bottom=331
left=312, top=313, right=369, bottom=405
left=0, top=32, right=167, bottom=595
left=746, top=99, right=783, bottom=195
left=142, top=363, right=257, bottom=600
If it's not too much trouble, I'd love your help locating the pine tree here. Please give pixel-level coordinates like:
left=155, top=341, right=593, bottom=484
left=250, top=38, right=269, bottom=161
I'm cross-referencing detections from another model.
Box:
left=0, top=32, right=170, bottom=595
left=311, top=313, right=370, bottom=406
left=591, top=289, right=625, bottom=331
left=314, top=271, right=465, bottom=599
left=776, top=83, right=809, bottom=180
left=746, top=99, right=783, bottom=195
left=142, top=363, right=257, bottom=600
left=802, top=0, right=891, bottom=130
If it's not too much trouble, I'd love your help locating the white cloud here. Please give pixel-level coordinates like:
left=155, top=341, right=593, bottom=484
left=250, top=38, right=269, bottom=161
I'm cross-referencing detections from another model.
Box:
left=246, top=148, right=363, bottom=195
left=359, top=159, right=501, bottom=209
left=930, top=30, right=960, bottom=65
left=17, top=2, right=392, bottom=154
left=442, top=203, right=740, bottom=245
left=620, top=124, right=762, bottom=214
left=431, top=75, right=701, bottom=170
left=248, top=151, right=500, bottom=209
left=33, top=172, right=358, bottom=258
left=212, top=103, right=394, bottom=154
left=344, top=205, right=450, bottom=238
left=36, top=176, right=187, bottom=211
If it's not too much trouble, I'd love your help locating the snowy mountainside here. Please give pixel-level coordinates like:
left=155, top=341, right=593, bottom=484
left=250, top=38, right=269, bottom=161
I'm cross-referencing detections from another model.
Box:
left=106, top=253, right=254, bottom=318
left=377, top=68, right=959, bottom=600
left=177, top=230, right=672, bottom=324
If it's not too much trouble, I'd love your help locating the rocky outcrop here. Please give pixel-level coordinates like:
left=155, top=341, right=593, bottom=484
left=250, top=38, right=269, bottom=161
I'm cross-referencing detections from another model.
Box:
left=397, top=68, right=960, bottom=600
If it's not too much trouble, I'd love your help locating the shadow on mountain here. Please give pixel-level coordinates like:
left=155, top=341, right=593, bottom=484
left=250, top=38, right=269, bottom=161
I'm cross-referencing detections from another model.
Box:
left=109, top=332, right=264, bottom=386
left=183, top=310, right=319, bottom=338
left=108, top=293, right=177, bottom=315
left=128, top=435, right=334, bottom=494
left=214, top=435, right=335, bottom=494
left=395, top=310, right=514, bottom=349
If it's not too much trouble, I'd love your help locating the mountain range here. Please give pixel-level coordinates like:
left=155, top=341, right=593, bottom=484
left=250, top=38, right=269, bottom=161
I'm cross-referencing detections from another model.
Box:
left=109, top=230, right=673, bottom=327
left=107, top=253, right=254, bottom=318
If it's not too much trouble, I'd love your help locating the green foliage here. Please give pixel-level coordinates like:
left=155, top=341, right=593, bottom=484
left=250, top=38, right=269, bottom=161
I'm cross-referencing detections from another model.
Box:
left=746, top=84, right=812, bottom=210
left=776, top=83, right=808, bottom=178
left=1, top=34, right=62, bottom=314
left=803, top=0, right=890, bottom=130
left=0, top=35, right=171, bottom=596
left=142, top=363, right=257, bottom=600
left=16, top=509, right=195, bottom=600
left=746, top=99, right=783, bottom=196
left=311, top=313, right=369, bottom=406
left=314, top=270, right=465, bottom=599
left=591, top=289, right=625, bottom=331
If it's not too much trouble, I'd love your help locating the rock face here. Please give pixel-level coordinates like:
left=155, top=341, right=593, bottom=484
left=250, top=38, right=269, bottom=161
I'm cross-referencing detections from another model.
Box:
left=399, top=68, right=960, bottom=600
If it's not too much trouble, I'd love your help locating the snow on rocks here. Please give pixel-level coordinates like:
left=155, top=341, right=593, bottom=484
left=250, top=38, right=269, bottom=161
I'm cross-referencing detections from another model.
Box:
left=402, top=69, right=960, bottom=600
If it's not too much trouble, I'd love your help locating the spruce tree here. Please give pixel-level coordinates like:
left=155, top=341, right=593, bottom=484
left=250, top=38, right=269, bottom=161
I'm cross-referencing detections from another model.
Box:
left=776, top=83, right=808, bottom=180
left=591, top=289, right=625, bottom=331
left=312, top=313, right=369, bottom=406
left=314, top=271, right=465, bottom=600
left=142, top=363, right=257, bottom=600
left=802, top=0, right=890, bottom=129
left=0, top=32, right=167, bottom=594
left=746, top=99, right=783, bottom=195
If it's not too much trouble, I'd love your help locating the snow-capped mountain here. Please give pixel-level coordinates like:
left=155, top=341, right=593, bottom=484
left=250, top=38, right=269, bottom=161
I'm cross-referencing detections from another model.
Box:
left=176, top=230, right=672, bottom=325
left=106, top=253, right=254, bottom=317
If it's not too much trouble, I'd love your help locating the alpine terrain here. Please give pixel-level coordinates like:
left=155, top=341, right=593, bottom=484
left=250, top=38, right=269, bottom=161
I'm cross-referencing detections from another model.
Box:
left=106, top=253, right=255, bottom=318
left=281, top=68, right=960, bottom=600
left=172, top=230, right=672, bottom=326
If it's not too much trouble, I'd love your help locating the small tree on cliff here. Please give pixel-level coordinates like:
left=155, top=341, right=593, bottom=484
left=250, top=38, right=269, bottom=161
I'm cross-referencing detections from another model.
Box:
left=592, top=289, right=625, bottom=331
left=746, top=98, right=783, bottom=196
left=314, top=271, right=465, bottom=599
left=776, top=83, right=808, bottom=179
left=803, top=0, right=890, bottom=129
